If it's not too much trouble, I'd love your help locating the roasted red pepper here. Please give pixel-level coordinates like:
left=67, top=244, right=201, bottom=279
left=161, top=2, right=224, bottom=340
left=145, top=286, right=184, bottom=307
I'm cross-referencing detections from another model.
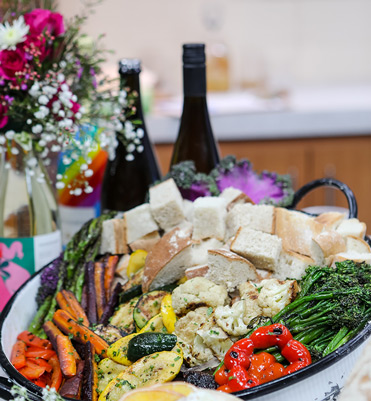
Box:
left=249, top=323, right=293, bottom=349
left=217, top=324, right=312, bottom=394
left=248, top=352, right=285, bottom=384
left=281, top=339, right=312, bottom=375
left=214, top=364, right=230, bottom=386
left=224, top=338, right=254, bottom=370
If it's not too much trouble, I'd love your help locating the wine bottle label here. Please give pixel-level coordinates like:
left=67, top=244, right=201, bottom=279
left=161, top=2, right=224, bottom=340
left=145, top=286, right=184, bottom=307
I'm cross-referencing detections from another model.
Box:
left=59, top=204, right=98, bottom=246
left=0, top=230, right=62, bottom=311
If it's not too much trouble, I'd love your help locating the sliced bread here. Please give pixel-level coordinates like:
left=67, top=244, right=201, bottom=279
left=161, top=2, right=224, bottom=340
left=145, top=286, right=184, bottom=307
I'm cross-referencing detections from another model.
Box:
left=226, top=203, right=275, bottom=239
left=149, top=178, right=185, bottom=230
left=314, top=211, right=346, bottom=230
left=275, top=208, right=324, bottom=261
left=99, top=218, right=128, bottom=255
left=313, top=230, right=347, bottom=258
left=205, top=248, right=259, bottom=291
left=336, top=218, right=367, bottom=239
left=230, top=227, right=282, bottom=271
left=192, top=196, right=227, bottom=241
left=129, top=231, right=161, bottom=253
left=185, top=264, right=209, bottom=279
left=190, top=237, right=224, bottom=266
left=345, top=235, right=371, bottom=254
left=142, top=226, right=193, bottom=292
left=124, top=203, right=159, bottom=244
left=275, top=249, right=315, bottom=280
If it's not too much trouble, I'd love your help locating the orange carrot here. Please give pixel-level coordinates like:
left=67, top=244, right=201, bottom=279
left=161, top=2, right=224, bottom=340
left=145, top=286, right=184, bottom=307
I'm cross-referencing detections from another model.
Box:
left=52, top=309, right=108, bottom=357
left=43, top=320, right=63, bottom=352
left=56, top=291, right=78, bottom=319
left=18, top=362, right=46, bottom=379
left=94, top=262, right=106, bottom=319
left=32, top=376, right=47, bottom=388
left=17, top=331, right=52, bottom=349
left=104, top=255, right=119, bottom=300
left=10, top=340, right=27, bottom=370
left=61, top=289, right=90, bottom=327
left=48, top=355, right=63, bottom=391
left=25, top=347, right=56, bottom=360
left=27, top=358, right=52, bottom=373
left=56, top=334, right=77, bottom=378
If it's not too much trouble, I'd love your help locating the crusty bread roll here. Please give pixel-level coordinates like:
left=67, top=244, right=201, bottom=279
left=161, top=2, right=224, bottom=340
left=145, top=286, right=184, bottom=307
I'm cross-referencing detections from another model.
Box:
left=336, top=218, right=367, bottom=239
left=314, top=211, right=346, bottom=230
left=142, top=226, right=192, bottom=292
left=345, top=235, right=371, bottom=254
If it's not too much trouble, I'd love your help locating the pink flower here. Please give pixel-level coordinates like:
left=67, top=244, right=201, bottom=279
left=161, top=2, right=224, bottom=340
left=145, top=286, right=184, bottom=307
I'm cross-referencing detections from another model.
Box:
left=0, top=48, right=26, bottom=80
left=0, top=102, right=9, bottom=129
left=24, top=9, right=65, bottom=37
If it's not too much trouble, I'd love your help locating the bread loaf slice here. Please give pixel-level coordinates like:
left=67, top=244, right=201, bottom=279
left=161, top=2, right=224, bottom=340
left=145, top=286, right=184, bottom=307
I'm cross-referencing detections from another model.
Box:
left=185, top=264, right=209, bottom=279
left=336, top=218, right=367, bottom=239
left=142, top=226, right=192, bottom=292
left=345, top=235, right=371, bottom=254
left=99, top=218, right=128, bottom=255
left=226, top=203, right=275, bottom=239
left=124, top=203, right=159, bottom=244
left=149, top=178, right=185, bottom=230
left=192, top=196, right=227, bottom=241
left=275, top=250, right=315, bottom=280
left=314, top=211, right=346, bottom=230
left=205, top=248, right=259, bottom=291
left=230, top=227, right=282, bottom=271
left=190, top=238, right=224, bottom=266
left=328, top=252, right=371, bottom=267
left=275, top=208, right=324, bottom=261
left=313, top=230, right=347, bottom=258
left=129, top=231, right=161, bottom=253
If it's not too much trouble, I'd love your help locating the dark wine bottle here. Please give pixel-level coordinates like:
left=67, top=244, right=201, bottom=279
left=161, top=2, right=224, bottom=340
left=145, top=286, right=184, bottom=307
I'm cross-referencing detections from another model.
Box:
left=101, top=59, right=161, bottom=212
left=170, top=43, right=220, bottom=174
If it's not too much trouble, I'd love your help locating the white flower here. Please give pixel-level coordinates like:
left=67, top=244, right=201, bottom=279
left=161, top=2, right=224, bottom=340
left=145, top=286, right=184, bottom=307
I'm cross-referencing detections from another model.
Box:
left=126, top=143, right=135, bottom=153
left=0, top=136, right=6, bottom=145
left=51, top=144, right=61, bottom=152
left=38, top=95, right=49, bottom=105
left=58, top=110, right=65, bottom=118
left=137, top=145, right=144, bottom=153
left=32, top=124, right=43, bottom=134
left=125, top=154, right=134, bottom=161
left=0, top=16, right=29, bottom=50
left=56, top=181, right=65, bottom=189
left=34, top=106, right=49, bottom=119
left=60, top=83, right=69, bottom=92
left=59, top=60, right=67, bottom=68
left=29, top=83, right=40, bottom=97
left=136, top=128, right=144, bottom=139
left=57, top=73, right=65, bottom=82
left=5, top=130, right=15, bottom=139
left=75, top=112, right=82, bottom=120
left=11, top=147, right=19, bottom=155
left=42, top=85, right=57, bottom=96
left=84, top=186, right=93, bottom=194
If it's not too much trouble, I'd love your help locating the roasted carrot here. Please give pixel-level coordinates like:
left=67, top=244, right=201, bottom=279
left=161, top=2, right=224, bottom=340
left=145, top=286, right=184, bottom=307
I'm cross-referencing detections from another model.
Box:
left=56, top=291, right=78, bottom=319
left=48, top=355, right=63, bottom=391
left=25, top=347, right=56, bottom=360
left=56, top=334, right=77, bottom=378
left=43, top=321, right=63, bottom=352
left=81, top=342, right=98, bottom=401
left=94, top=262, right=106, bottom=320
left=10, top=340, right=27, bottom=370
left=60, top=360, right=84, bottom=399
left=52, top=309, right=108, bottom=357
left=32, top=376, right=47, bottom=388
left=17, top=331, right=52, bottom=349
left=104, top=255, right=119, bottom=300
left=61, top=289, right=90, bottom=327
left=27, top=358, right=52, bottom=373
left=85, top=261, right=97, bottom=324
left=18, top=362, right=46, bottom=379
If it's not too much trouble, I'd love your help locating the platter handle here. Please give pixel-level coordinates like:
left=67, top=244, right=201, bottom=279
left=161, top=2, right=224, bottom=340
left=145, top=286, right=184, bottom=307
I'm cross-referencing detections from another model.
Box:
left=288, top=178, right=358, bottom=219
left=0, top=376, right=42, bottom=401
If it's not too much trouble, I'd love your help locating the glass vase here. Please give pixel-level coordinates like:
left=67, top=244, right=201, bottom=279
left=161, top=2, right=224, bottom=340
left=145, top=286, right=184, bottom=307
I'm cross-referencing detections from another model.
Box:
left=0, top=142, right=62, bottom=310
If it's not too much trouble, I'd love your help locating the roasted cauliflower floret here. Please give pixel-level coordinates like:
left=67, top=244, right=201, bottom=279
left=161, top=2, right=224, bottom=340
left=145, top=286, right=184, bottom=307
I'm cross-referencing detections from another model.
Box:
left=214, top=300, right=249, bottom=336
left=172, top=277, right=229, bottom=316
left=174, top=307, right=214, bottom=366
left=257, top=278, right=299, bottom=317
left=197, top=325, right=233, bottom=361
left=239, top=281, right=262, bottom=325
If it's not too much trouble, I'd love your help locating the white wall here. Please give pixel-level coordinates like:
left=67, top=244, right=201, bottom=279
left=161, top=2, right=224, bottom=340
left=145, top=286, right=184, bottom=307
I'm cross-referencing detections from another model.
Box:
left=59, top=0, right=371, bottom=94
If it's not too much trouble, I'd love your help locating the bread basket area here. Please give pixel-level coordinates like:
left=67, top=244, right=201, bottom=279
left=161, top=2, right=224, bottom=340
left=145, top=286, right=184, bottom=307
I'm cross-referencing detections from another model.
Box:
left=0, top=177, right=370, bottom=401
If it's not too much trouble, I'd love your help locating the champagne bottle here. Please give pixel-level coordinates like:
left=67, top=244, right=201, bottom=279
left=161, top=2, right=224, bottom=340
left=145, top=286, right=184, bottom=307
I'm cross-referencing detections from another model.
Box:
left=170, top=43, right=220, bottom=173
left=101, top=59, right=161, bottom=212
